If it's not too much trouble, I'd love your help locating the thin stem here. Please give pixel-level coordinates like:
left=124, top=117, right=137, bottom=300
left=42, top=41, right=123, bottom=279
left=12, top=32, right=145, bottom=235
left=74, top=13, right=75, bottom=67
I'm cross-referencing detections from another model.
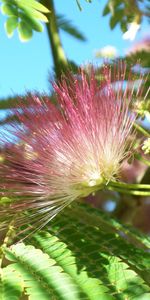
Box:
left=41, top=0, right=68, bottom=79
left=108, top=186, right=150, bottom=196
left=134, top=122, right=150, bottom=137
left=0, top=221, right=15, bottom=270
left=135, top=153, right=150, bottom=167
left=109, top=181, right=150, bottom=190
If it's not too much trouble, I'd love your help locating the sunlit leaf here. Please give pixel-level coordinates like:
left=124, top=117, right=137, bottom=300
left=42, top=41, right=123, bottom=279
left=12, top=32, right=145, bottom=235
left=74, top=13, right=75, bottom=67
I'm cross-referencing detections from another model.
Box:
left=16, top=0, right=50, bottom=13
left=1, top=203, right=150, bottom=299
left=19, top=7, right=49, bottom=23
left=0, top=264, right=24, bottom=300
left=5, top=16, right=18, bottom=37
left=1, top=0, right=49, bottom=41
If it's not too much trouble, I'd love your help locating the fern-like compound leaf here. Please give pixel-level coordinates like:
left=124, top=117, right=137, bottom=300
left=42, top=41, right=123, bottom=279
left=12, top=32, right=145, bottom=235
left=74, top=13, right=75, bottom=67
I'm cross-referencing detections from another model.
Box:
left=1, top=203, right=150, bottom=300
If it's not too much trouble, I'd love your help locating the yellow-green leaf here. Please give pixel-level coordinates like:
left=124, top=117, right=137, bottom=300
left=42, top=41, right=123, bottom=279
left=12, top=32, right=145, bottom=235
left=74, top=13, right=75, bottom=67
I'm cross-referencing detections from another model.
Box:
left=5, top=16, right=18, bottom=38
left=20, top=7, right=49, bottom=23
left=16, top=0, right=49, bottom=13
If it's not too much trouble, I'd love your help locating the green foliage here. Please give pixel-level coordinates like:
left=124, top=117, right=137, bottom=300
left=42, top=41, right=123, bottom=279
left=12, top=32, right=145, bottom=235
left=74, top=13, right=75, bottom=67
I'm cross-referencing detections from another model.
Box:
left=109, top=9, right=124, bottom=30
left=0, top=264, right=24, bottom=300
left=5, top=16, right=18, bottom=38
left=57, top=14, right=86, bottom=41
left=0, top=95, right=36, bottom=110
left=1, top=203, right=150, bottom=299
left=0, top=0, right=49, bottom=41
left=18, top=21, right=33, bottom=41
left=102, top=0, right=149, bottom=33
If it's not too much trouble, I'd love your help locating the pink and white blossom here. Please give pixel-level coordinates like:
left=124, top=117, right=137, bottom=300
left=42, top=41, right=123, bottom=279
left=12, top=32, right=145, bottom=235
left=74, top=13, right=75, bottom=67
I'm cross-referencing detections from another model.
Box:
left=0, top=64, right=139, bottom=230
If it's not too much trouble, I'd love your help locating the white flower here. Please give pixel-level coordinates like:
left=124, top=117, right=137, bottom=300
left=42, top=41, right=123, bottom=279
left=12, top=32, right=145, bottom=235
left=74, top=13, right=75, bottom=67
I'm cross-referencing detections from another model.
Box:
left=123, top=22, right=140, bottom=41
left=142, top=138, right=150, bottom=155
left=95, top=45, right=117, bottom=58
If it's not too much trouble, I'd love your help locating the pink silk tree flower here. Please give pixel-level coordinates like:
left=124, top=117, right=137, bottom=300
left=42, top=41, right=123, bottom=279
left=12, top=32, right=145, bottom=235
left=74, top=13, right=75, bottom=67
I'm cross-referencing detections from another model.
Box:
left=0, top=63, right=140, bottom=231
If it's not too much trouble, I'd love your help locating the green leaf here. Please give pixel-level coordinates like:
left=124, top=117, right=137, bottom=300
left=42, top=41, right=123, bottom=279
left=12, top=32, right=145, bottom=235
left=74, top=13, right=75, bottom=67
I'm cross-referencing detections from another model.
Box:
left=57, top=14, right=86, bottom=41
left=0, top=96, right=20, bottom=110
left=18, top=21, right=33, bottom=42
left=1, top=3, right=18, bottom=16
left=21, top=13, right=43, bottom=32
left=20, top=7, right=49, bottom=23
left=16, top=0, right=49, bottom=13
left=1, top=0, right=49, bottom=41
left=5, top=243, right=81, bottom=300
left=2, top=203, right=150, bottom=299
left=120, top=20, right=128, bottom=33
left=102, top=4, right=110, bottom=16
left=109, top=9, right=124, bottom=29
left=5, top=16, right=18, bottom=38
left=0, top=264, right=24, bottom=300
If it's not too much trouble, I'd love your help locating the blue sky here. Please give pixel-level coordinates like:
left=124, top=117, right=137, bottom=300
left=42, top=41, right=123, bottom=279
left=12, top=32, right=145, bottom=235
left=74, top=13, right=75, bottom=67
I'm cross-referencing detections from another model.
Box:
left=0, top=0, right=149, bottom=99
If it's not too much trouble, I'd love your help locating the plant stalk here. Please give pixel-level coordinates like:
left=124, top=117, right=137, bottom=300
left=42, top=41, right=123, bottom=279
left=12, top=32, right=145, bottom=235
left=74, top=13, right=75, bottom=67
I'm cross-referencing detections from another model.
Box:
left=134, top=122, right=150, bottom=137
left=109, top=181, right=150, bottom=190
left=135, top=153, right=150, bottom=167
left=108, top=186, right=150, bottom=196
left=41, top=0, right=68, bottom=79
left=0, top=221, right=15, bottom=271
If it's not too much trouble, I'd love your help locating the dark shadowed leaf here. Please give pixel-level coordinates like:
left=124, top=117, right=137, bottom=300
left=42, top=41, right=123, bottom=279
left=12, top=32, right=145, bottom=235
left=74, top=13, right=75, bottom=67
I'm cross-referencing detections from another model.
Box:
left=57, top=14, right=86, bottom=41
left=0, top=97, right=20, bottom=110
left=102, top=3, right=110, bottom=16
left=21, top=13, right=43, bottom=32
left=18, top=21, right=33, bottom=42
left=1, top=3, right=18, bottom=16
left=109, top=9, right=124, bottom=29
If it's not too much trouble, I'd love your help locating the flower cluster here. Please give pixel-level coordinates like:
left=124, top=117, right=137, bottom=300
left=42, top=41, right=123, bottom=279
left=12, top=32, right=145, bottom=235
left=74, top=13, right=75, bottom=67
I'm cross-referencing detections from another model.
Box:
left=0, top=63, right=138, bottom=231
